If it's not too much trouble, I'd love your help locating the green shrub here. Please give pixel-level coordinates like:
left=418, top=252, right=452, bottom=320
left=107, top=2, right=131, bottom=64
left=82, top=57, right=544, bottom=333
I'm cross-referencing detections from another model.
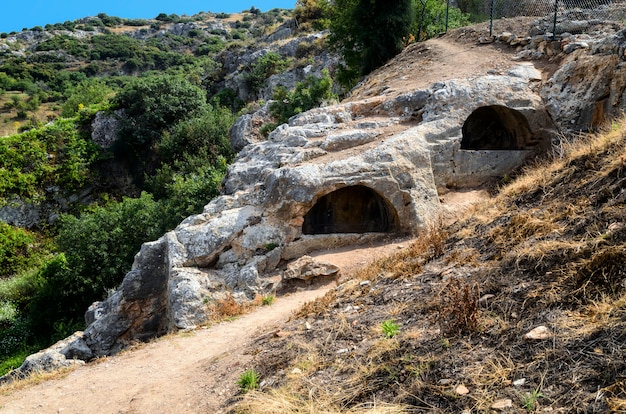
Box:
left=268, top=69, right=335, bottom=128
left=114, top=75, right=207, bottom=150
left=158, top=161, right=227, bottom=227
left=381, top=320, right=400, bottom=338
left=0, top=223, right=33, bottom=277
left=0, top=119, right=96, bottom=202
left=29, top=193, right=166, bottom=333
left=244, top=52, right=290, bottom=95
left=0, top=269, right=43, bottom=311
left=91, top=33, right=141, bottom=59
left=237, top=369, right=260, bottom=392
left=414, top=0, right=470, bottom=40
left=155, top=105, right=235, bottom=166
left=328, top=0, right=414, bottom=81
left=61, top=79, right=114, bottom=117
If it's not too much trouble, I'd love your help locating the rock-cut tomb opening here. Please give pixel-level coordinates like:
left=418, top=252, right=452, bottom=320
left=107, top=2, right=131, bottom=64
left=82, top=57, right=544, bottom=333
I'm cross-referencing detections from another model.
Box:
left=302, top=185, right=399, bottom=235
left=461, top=105, right=534, bottom=150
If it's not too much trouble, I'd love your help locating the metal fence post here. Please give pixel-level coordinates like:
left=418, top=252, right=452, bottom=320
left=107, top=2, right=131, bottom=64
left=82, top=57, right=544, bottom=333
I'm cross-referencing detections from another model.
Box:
left=489, top=0, right=496, bottom=36
left=552, top=0, right=558, bottom=39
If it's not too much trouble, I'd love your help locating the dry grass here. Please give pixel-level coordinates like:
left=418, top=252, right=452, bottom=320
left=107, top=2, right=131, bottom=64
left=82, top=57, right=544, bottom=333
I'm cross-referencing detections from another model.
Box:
left=436, top=277, right=480, bottom=336
left=206, top=293, right=263, bottom=322
left=235, top=386, right=411, bottom=414
left=0, top=365, right=77, bottom=395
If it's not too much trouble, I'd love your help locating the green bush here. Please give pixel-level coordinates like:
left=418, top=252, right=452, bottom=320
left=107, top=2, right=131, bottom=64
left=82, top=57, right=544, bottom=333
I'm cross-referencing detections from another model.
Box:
left=29, top=193, right=166, bottom=333
left=329, top=0, right=414, bottom=81
left=91, top=34, right=140, bottom=60
left=268, top=69, right=335, bottom=127
left=0, top=223, right=35, bottom=278
left=114, top=75, right=207, bottom=150
left=159, top=161, right=227, bottom=227
left=155, top=104, right=235, bottom=166
left=0, top=269, right=43, bottom=312
left=35, top=35, right=89, bottom=57
left=237, top=369, right=260, bottom=392
left=0, top=119, right=96, bottom=201
left=61, top=79, right=114, bottom=117
left=244, top=52, right=290, bottom=95
left=381, top=320, right=400, bottom=338
left=414, top=0, right=470, bottom=40
left=294, top=0, right=332, bottom=31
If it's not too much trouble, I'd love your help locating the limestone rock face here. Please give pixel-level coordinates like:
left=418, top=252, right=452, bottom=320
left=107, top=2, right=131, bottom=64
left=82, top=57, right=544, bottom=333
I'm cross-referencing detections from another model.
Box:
left=541, top=41, right=626, bottom=132
left=58, top=61, right=562, bottom=360
left=91, top=110, right=123, bottom=148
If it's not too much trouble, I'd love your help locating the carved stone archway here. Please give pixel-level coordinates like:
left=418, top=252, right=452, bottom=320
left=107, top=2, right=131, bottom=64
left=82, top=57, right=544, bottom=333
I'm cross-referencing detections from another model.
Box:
left=461, top=105, right=533, bottom=150
left=302, top=185, right=399, bottom=235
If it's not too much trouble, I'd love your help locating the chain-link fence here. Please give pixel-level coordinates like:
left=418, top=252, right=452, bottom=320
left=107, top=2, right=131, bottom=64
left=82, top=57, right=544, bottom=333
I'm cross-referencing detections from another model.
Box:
left=486, top=0, right=626, bottom=35
left=426, top=0, right=626, bottom=38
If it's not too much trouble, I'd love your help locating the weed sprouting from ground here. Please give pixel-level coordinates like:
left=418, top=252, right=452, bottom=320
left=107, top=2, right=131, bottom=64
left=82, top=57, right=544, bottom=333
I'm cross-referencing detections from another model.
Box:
left=261, top=294, right=275, bottom=306
left=237, top=369, right=260, bottom=392
left=520, top=389, right=546, bottom=411
left=380, top=320, right=400, bottom=338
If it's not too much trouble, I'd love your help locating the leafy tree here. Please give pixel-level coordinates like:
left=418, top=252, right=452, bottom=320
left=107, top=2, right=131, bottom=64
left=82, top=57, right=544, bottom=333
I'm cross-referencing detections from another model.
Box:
left=29, top=193, right=166, bottom=333
left=414, top=0, right=469, bottom=40
left=114, top=75, right=207, bottom=150
left=328, top=0, right=415, bottom=87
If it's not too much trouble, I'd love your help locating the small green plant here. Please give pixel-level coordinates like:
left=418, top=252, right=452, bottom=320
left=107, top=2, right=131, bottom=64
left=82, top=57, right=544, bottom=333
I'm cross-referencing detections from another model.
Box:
left=520, top=389, right=545, bottom=411
left=381, top=320, right=400, bottom=338
left=261, top=295, right=275, bottom=306
left=237, top=368, right=260, bottom=392
left=265, top=242, right=279, bottom=251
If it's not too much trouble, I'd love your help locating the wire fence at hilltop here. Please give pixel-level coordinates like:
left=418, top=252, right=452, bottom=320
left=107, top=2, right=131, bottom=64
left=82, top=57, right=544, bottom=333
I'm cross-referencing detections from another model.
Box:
left=483, top=0, right=626, bottom=35
left=421, top=0, right=626, bottom=38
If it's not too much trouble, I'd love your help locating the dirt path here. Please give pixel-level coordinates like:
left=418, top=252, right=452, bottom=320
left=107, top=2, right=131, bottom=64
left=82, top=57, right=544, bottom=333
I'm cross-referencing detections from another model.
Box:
left=348, top=36, right=519, bottom=101
left=0, top=286, right=334, bottom=414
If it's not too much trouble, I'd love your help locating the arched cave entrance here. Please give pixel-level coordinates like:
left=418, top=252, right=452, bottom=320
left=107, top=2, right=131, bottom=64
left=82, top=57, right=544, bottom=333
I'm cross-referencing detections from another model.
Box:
left=302, top=186, right=398, bottom=235
left=461, top=105, right=533, bottom=150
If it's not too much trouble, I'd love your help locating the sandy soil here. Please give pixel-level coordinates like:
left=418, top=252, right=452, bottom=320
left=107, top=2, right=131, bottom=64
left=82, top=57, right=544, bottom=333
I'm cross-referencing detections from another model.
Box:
left=0, top=28, right=523, bottom=414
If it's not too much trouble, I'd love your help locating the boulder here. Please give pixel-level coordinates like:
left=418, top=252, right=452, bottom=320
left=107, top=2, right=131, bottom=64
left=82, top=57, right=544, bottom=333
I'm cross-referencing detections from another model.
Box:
left=0, top=332, right=87, bottom=384
left=282, top=255, right=340, bottom=281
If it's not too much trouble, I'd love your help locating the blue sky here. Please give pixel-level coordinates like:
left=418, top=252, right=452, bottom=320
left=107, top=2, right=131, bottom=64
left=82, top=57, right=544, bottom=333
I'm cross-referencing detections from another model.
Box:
left=0, top=1, right=297, bottom=34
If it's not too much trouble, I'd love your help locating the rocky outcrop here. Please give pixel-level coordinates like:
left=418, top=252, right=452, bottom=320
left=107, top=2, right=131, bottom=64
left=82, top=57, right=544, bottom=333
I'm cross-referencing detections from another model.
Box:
left=0, top=332, right=88, bottom=385
left=540, top=28, right=626, bottom=133
left=91, top=110, right=124, bottom=148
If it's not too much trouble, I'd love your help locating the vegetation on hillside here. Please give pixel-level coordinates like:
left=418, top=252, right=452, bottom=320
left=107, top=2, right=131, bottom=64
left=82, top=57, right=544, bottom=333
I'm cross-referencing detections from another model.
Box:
left=234, top=119, right=626, bottom=412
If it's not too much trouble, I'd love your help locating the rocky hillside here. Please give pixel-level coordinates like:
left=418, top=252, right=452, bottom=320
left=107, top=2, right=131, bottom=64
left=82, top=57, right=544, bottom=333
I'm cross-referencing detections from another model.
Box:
left=2, top=7, right=626, bottom=412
